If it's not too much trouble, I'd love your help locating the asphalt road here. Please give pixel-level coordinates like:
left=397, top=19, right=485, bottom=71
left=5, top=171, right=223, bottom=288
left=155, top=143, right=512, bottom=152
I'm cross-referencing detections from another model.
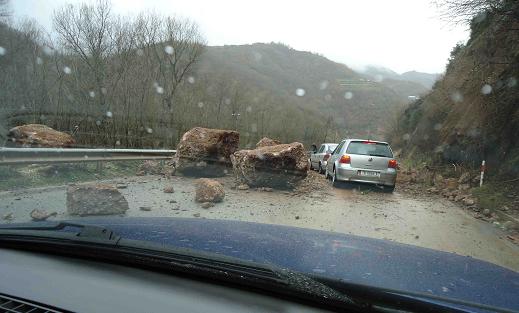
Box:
left=1, top=172, right=519, bottom=272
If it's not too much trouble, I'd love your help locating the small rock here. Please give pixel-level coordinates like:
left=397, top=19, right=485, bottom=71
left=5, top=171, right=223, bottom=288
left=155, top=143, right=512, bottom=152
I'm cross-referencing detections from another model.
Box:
left=193, top=213, right=201, bottom=218
left=463, top=198, right=475, bottom=206
left=2, top=213, right=14, bottom=220
left=195, top=178, right=225, bottom=203
left=139, top=206, right=152, bottom=211
left=116, top=183, right=128, bottom=189
left=458, top=172, right=472, bottom=184
left=500, top=206, right=510, bottom=212
left=295, top=215, right=300, bottom=220
left=201, top=202, right=214, bottom=209
left=483, top=209, right=491, bottom=217
left=163, top=185, right=175, bottom=193
left=237, top=184, right=249, bottom=190
left=415, top=235, right=420, bottom=239
left=30, top=209, right=57, bottom=221
left=502, top=221, right=515, bottom=230
left=136, top=170, right=145, bottom=176
left=14, top=197, right=21, bottom=200
left=258, top=187, right=273, bottom=192
left=169, top=200, right=177, bottom=203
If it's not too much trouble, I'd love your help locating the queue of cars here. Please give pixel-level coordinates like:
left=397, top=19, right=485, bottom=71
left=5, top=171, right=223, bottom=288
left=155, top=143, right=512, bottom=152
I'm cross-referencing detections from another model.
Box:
left=309, top=139, right=398, bottom=192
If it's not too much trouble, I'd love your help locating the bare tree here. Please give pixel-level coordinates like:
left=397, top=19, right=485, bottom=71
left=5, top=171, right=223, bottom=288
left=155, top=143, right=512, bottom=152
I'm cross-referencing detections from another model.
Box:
left=435, top=0, right=518, bottom=25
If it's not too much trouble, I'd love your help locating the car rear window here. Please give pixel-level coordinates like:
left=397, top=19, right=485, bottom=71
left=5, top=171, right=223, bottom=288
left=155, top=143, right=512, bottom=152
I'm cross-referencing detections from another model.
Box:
left=326, top=144, right=338, bottom=153
left=346, top=141, right=393, bottom=158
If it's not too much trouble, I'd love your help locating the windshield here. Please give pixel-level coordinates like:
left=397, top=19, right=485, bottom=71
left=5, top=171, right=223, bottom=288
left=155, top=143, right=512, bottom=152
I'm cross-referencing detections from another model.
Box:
left=1, top=0, right=519, bottom=309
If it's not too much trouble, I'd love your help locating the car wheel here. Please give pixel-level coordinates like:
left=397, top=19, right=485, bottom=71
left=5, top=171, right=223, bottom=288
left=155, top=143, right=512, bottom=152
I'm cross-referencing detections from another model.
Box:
left=384, top=185, right=395, bottom=193
left=318, top=163, right=323, bottom=174
left=332, top=167, right=339, bottom=187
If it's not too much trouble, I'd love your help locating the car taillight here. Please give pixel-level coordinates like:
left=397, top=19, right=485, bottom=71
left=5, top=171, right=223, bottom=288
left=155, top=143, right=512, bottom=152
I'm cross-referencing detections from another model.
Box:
left=388, top=159, right=398, bottom=168
left=339, top=155, right=351, bottom=164
left=323, top=153, right=330, bottom=161
left=362, top=140, right=376, bottom=144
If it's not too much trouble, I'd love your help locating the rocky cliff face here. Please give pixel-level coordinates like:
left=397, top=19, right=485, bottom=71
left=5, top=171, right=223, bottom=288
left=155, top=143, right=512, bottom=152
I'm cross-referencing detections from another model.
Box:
left=390, top=3, right=519, bottom=176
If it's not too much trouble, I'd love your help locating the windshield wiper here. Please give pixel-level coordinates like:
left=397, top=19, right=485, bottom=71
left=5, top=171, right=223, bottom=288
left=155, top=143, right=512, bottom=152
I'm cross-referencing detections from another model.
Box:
left=0, top=221, right=121, bottom=245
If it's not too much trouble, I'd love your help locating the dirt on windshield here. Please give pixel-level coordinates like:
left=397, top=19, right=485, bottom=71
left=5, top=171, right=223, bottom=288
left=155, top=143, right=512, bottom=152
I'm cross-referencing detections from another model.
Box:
left=1, top=171, right=519, bottom=272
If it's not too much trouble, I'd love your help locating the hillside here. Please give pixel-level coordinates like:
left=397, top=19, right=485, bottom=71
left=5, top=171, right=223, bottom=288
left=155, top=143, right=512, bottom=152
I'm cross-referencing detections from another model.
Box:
left=389, top=1, right=519, bottom=176
left=195, top=43, right=430, bottom=138
left=362, top=65, right=440, bottom=89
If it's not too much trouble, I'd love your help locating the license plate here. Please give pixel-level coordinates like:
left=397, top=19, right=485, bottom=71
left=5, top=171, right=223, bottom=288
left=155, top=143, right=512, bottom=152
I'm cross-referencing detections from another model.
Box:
left=358, top=170, right=380, bottom=177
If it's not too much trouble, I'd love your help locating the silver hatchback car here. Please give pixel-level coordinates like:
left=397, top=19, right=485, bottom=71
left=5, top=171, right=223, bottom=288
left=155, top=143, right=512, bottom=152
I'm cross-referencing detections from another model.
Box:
left=309, top=143, right=338, bottom=174
left=325, top=139, right=398, bottom=192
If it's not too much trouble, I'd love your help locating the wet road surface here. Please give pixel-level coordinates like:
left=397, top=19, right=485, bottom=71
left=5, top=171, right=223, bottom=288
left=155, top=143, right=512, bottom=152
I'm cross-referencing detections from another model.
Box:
left=1, top=173, right=519, bottom=272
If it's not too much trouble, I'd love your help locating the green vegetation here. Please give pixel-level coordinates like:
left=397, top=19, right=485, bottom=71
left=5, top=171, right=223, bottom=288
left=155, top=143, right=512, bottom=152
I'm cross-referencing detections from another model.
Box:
left=0, top=161, right=140, bottom=191
left=472, top=183, right=514, bottom=212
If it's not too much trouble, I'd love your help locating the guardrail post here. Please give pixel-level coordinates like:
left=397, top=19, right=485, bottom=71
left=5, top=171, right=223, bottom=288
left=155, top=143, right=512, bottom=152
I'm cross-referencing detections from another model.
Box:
left=480, top=160, right=486, bottom=187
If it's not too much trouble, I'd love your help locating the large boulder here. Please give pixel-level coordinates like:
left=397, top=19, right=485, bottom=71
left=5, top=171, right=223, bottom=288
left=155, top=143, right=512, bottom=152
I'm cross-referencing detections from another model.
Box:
left=6, top=124, right=75, bottom=147
left=66, top=184, right=129, bottom=216
left=231, top=142, right=308, bottom=188
left=256, top=137, right=281, bottom=148
left=194, top=178, right=225, bottom=203
left=176, top=127, right=239, bottom=177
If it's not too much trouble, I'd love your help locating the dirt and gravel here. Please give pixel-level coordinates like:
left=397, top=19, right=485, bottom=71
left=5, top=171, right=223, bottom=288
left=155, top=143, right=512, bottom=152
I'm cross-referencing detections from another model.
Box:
left=1, top=171, right=519, bottom=272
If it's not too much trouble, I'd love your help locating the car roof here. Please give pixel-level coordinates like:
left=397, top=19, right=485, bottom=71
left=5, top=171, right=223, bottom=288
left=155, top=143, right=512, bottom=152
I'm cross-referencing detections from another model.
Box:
left=342, top=138, right=389, bottom=145
left=322, top=143, right=338, bottom=146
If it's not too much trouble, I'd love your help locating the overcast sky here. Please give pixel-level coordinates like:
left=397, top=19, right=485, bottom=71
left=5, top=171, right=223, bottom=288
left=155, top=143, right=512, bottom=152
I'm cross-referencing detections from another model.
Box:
left=10, top=0, right=469, bottom=74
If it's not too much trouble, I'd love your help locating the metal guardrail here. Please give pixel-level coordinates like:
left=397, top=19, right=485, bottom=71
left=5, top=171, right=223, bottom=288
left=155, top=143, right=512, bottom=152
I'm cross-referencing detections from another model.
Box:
left=0, top=147, right=176, bottom=165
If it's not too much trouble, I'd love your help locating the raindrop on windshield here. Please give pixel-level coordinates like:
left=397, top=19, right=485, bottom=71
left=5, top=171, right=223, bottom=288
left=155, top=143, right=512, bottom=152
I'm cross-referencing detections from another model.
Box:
left=136, top=49, right=144, bottom=56
left=474, top=11, right=487, bottom=23
left=89, top=91, right=96, bottom=98
left=106, top=111, right=113, bottom=118
left=246, top=106, right=252, bottom=113
left=324, top=94, right=332, bottom=101
left=101, top=87, right=107, bottom=95
left=197, top=102, right=204, bottom=108
left=374, top=74, right=383, bottom=82
left=187, top=76, right=195, bottom=84
left=434, top=123, right=442, bottom=131
left=319, top=80, right=329, bottom=90
left=224, top=98, right=231, bottom=105
left=481, top=84, right=492, bottom=95
left=95, top=120, right=101, bottom=126
left=450, top=91, right=463, bottom=103
left=402, top=134, right=411, bottom=141
left=156, top=86, right=164, bottom=94
left=36, top=57, right=43, bottom=65
left=508, top=77, right=517, bottom=88
left=164, top=45, right=174, bottom=55
left=63, top=66, right=72, bottom=74
left=0, top=46, right=6, bottom=56
left=295, top=88, right=306, bottom=97
left=344, top=91, right=353, bottom=100
left=253, top=51, right=262, bottom=62
left=251, top=123, right=258, bottom=133
left=115, top=140, right=121, bottom=146
left=42, top=46, right=53, bottom=56
left=146, top=127, right=153, bottom=134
